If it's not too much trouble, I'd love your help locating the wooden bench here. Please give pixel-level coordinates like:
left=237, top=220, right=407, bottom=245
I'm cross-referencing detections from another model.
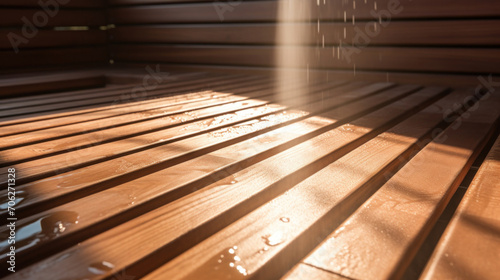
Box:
left=0, top=71, right=499, bottom=279
left=1, top=0, right=500, bottom=279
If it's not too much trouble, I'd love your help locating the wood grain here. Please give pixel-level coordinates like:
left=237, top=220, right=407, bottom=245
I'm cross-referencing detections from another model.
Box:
left=284, top=264, right=349, bottom=280
left=0, top=79, right=348, bottom=164
left=0, top=0, right=104, bottom=8
left=111, top=45, right=500, bottom=75
left=0, top=71, right=106, bottom=98
left=0, top=30, right=107, bottom=50
left=109, top=0, right=500, bottom=24
left=111, top=20, right=500, bottom=46
left=420, top=135, right=500, bottom=280
left=302, top=92, right=500, bottom=280
left=1, top=8, right=106, bottom=27
left=1, top=72, right=497, bottom=280
left=0, top=47, right=108, bottom=70
left=0, top=82, right=399, bottom=274
left=0, top=81, right=375, bottom=217
left=140, top=86, right=454, bottom=280
left=0, top=74, right=255, bottom=125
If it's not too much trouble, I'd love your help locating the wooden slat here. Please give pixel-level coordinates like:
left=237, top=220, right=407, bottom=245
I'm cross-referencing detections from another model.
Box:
left=1, top=9, right=106, bottom=27
left=0, top=72, right=249, bottom=118
left=420, top=135, right=500, bottom=280
left=122, top=62, right=500, bottom=88
left=0, top=80, right=348, bottom=168
left=103, top=69, right=208, bottom=85
left=141, top=86, right=454, bottom=280
left=0, top=30, right=107, bottom=50
left=300, top=92, right=500, bottom=279
left=0, top=77, right=265, bottom=147
left=0, top=47, right=108, bottom=69
left=108, top=0, right=500, bottom=24
left=0, top=82, right=400, bottom=274
left=0, top=78, right=304, bottom=175
left=0, top=81, right=371, bottom=217
left=0, top=71, right=106, bottom=98
left=0, top=74, right=253, bottom=120
left=2, top=73, right=497, bottom=279
left=0, top=84, right=131, bottom=106
left=0, top=72, right=217, bottom=109
left=284, top=264, right=349, bottom=280
left=108, top=0, right=235, bottom=5
left=0, top=0, right=104, bottom=8
left=0, top=74, right=250, bottom=126
left=110, top=20, right=500, bottom=46
left=111, top=45, right=500, bottom=75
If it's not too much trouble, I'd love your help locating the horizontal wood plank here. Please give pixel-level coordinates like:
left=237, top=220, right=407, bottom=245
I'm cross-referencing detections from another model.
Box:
left=302, top=92, right=500, bottom=280
left=119, top=62, right=500, bottom=88
left=139, top=86, right=453, bottom=280
left=0, top=80, right=347, bottom=167
left=0, top=75, right=252, bottom=126
left=0, top=71, right=106, bottom=98
left=108, top=0, right=249, bottom=5
left=1, top=84, right=422, bottom=278
left=1, top=9, right=106, bottom=27
left=0, top=30, right=107, bottom=50
left=421, top=134, right=500, bottom=280
left=0, top=76, right=262, bottom=145
left=284, top=264, right=349, bottom=280
left=1, top=65, right=497, bottom=280
left=109, top=0, right=500, bottom=24
left=110, top=20, right=500, bottom=46
left=0, top=47, right=108, bottom=69
left=111, top=44, right=500, bottom=75
left=0, top=0, right=104, bottom=8
left=0, top=74, right=252, bottom=120
left=0, top=82, right=377, bottom=217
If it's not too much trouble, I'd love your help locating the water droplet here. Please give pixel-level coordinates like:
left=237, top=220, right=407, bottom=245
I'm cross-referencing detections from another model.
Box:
left=262, top=232, right=285, bottom=246
left=128, top=195, right=137, bottom=206
left=213, top=176, right=238, bottom=188
left=0, top=211, right=79, bottom=255
left=184, top=247, right=248, bottom=279
left=280, top=217, right=290, bottom=223
left=258, top=246, right=270, bottom=254
left=88, top=261, right=115, bottom=275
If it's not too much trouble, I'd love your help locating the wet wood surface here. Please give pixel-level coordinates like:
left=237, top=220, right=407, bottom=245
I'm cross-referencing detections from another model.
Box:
left=290, top=92, right=500, bottom=280
left=420, top=135, right=500, bottom=280
left=0, top=72, right=498, bottom=280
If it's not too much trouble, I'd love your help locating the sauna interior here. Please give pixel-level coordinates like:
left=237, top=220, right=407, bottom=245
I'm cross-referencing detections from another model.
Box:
left=0, top=0, right=499, bottom=279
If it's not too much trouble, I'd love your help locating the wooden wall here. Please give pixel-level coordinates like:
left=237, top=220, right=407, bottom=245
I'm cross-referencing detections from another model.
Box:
left=107, top=0, right=500, bottom=85
left=0, top=0, right=108, bottom=72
